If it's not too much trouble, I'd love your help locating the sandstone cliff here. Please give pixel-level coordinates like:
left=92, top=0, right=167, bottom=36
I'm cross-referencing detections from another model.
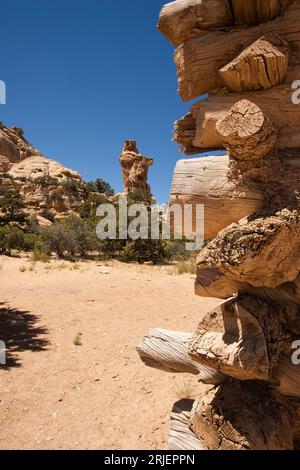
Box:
left=0, top=125, right=88, bottom=223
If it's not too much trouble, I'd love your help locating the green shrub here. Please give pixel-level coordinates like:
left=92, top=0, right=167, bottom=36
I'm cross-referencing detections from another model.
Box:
left=120, top=239, right=169, bottom=264
left=61, top=180, right=82, bottom=192
left=64, top=216, right=97, bottom=257
left=0, top=226, right=25, bottom=254
left=32, top=242, right=50, bottom=262
left=23, top=233, right=41, bottom=252
left=0, top=188, right=27, bottom=225
left=164, top=239, right=191, bottom=261
left=40, top=209, right=55, bottom=222
left=94, top=196, right=173, bottom=265
left=80, top=194, right=110, bottom=219
left=13, top=127, right=25, bottom=138
left=84, top=178, right=114, bottom=196
left=15, top=176, right=27, bottom=183
left=41, top=216, right=97, bottom=259
left=32, top=176, right=60, bottom=187
left=94, top=178, right=114, bottom=196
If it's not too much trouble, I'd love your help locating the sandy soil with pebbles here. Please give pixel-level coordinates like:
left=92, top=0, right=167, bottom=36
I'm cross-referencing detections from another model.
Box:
left=0, top=256, right=218, bottom=450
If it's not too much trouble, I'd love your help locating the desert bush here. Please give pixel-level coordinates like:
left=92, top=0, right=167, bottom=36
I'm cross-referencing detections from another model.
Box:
left=32, top=176, right=60, bottom=187
left=119, top=239, right=169, bottom=264
left=64, top=216, right=97, bottom=257
left=12, top=126, right=25, bottom=138
left=32, top=241, right=50, bottom=262
left=40, top=209, right=55, bottom=222
left=41, top=222, right=76, bottom=259
left=164, top=238, right=191, bottom=261
left=41, top=216, right=97, bottom=259
left=0, top=226, right=25, bottom=254
left=23, top=232, right=41, bottom=252
left=15, top=176, right=27, bottom=183
left=61, top=180, right=82, bottom=192
left=0, top=188, right=27, bottom=225
left=0, top=173, right=12, bottom=180
left=26, top=215, right=40, bottom=234
left=94, top=196, right=172, bottom=264
left=84, top=178, right=114, bottom=196
left=80, top=194, right=109, bottom=219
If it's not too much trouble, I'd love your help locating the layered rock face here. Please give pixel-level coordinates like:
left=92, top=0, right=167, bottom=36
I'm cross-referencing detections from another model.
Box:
left=8, top=155, right=82, bottom=182
left=119, top=140, right=153, bottom=199
left=0, top=126, right=41, bottom=164
left=138, top=0, right=300, bottom=450
left=0, top=125, right=85, bottom=222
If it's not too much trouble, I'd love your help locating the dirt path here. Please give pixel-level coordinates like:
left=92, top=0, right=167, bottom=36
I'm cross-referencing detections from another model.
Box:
left=0, top=256, right=219, bottom=450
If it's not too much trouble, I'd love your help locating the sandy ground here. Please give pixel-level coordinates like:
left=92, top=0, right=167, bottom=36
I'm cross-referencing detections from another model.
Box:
left=0, top=256, right=219, bottom=450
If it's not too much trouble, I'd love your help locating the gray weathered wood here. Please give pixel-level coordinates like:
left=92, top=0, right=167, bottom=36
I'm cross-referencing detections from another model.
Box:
left=137, top=328, right=226, bottom=385
left=169, top=155, right=263, bottom=240
left=169, top=399, right=205, bottom=450
left=189, top=298, right=270, bottom=382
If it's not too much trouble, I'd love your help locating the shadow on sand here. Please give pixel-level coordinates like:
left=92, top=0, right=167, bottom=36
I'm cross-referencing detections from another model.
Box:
left=0, top=302, right=49, bottom=368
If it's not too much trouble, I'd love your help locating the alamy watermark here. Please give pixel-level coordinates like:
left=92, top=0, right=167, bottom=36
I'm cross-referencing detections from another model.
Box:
left=292, top=340, right=300, bottom=365
left=291, top=80, right=300, bottom=104
left=96, top=196, right=205, bottom=251
left=0, top=341, right=6, bottom=366
left=0, top=80, right=6, bottom=104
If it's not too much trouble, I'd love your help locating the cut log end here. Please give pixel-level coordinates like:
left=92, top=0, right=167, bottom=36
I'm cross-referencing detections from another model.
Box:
left=219, top=34, right=289, bottom=93
left=188, top=297, right=271, bottom=382
left=216, top=100, right=277, bottom=161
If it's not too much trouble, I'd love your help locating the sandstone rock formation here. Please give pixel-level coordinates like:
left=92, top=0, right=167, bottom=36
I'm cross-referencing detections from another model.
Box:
left=8, top=155, right=82, bottom=182
left=0, top=125, right=41, bottom=164
left=119, top=140, right=153, bottom=199
left=0, top=125, right=86, bottom=222
left=138, top=0, right=300, bottom=450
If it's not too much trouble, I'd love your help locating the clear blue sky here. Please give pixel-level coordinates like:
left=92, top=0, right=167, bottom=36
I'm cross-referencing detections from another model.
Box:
left=1, top=0, right=196, bottom=203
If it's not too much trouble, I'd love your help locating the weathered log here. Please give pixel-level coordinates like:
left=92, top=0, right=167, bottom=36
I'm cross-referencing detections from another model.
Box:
left=274, top=354, right=300, bottom=398
left=196, top=209, right=300, bottom=289
left=175, top=84, right=300, bottom=153
left=286, top=398, right=300, bottom=448
left=169, top=399, right=204, bottom=450
left=174, top=0, right=300, bottom=101
left=219, top=34, right=289, bottom=92
left=140, top=0, right=300, bottom=451
left=195, top=267, right=300, bottom=309
left=169, top=155, right=263, bottom=240
left=173, top=113, right=197, bottom=153
left=188, top=298, right=271, bottom=381
left=190, top=381, right=294, bottom=450
left=231, top=0, right=293, bottom=26
left=137, top=328, right=226, bottom=385
left=216, top=100, right=277, bottom=161
left=137, top=324, right=300, bottom=398
left=158, top=0, right=233, bottom=47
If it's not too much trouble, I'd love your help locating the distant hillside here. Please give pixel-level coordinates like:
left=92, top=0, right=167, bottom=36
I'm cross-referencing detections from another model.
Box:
left=0, top=123, right=113, bottom=224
